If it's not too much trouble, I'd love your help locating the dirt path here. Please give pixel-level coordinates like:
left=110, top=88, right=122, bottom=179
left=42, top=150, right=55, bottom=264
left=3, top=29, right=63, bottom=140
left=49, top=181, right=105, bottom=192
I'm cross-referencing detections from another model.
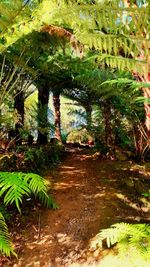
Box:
left=5, top=147, right=150, bottom=267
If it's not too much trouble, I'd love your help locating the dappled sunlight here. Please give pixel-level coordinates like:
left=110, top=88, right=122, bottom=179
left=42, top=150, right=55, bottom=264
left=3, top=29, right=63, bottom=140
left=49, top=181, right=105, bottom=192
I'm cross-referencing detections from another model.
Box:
left=54, top=181, right=84, bottom=190
left=94, top=193, right=106, bottom=199
left=78, top=152, right=101, bottom=161
left=115, top=193, right=149, bottom=213
left=17, top=231, right=83, bottom=267
left=60, top=165, right=76, bottom=170
left=60, top=170, right=86, bottom=175
left=59, top=165, right=86, bottom=176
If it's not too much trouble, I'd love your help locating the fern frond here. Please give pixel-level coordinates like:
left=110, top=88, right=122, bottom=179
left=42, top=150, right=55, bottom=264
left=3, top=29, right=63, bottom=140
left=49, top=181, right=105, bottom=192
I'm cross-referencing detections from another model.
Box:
left=0, top=212, right=15, bottom=257
left=0, top=172, right=57, bottom=212
left=0, top=172, right=31, bottom=213
left=38, top=191, right=58, bottom=209
left=98, top=223, right=150, bottom=260
left=23, top=173, right=47, bottom=195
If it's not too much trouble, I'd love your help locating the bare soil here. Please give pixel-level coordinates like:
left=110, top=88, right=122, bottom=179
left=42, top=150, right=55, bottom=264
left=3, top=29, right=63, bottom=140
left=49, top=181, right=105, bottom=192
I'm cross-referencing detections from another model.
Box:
left=3, top=147, right=150, bottom=267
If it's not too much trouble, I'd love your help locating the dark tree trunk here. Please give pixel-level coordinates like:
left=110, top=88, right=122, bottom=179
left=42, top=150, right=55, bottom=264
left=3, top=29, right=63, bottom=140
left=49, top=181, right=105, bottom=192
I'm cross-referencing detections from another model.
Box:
left=102, top=100, right=114, bottom=147
left=37, top=84, right=49, bottom=144
left=53, top=92, right=62, bottom=143
left=14, top=90, right=24, bottom=125
left=85, top=104, right=92, bottom=130
left=14, top=90, right=24, bottom=145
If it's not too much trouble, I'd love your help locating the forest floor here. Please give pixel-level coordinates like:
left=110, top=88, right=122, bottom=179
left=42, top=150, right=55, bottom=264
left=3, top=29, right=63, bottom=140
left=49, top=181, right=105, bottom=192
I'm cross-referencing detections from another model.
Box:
left=3, top=146, right=150, bottom=267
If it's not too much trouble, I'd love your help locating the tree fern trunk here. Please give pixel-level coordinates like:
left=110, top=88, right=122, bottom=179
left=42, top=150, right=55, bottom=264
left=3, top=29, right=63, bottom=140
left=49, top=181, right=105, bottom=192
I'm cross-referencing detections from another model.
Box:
left=53, top=92, right=62, bottom=143
left=14, top=90, right=24, bottom=145
left=37, top=85, right=49, bottom=144
left=102, top=100, right=114, bottom=147
left=85, top=104, right=92, bottom=130
left=14, top=90, right=24, bottom=125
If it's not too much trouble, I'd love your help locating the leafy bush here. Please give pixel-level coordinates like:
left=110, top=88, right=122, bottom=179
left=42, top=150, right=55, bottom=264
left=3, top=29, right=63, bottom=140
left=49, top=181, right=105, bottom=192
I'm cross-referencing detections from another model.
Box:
left=67, top=128, right=92, bottom=144
left=23, top=144, right=64, bottom=170
left=0, top=171, right=58, bottom=256
left=0, top=144, right=64, bottom=172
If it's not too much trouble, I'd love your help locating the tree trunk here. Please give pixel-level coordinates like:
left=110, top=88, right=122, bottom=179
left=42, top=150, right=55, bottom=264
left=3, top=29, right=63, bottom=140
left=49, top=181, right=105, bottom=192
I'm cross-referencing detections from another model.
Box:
left=102, top=101, right=113, bottom=146
left=37, top=85, right=49, bottom=144
left=85, top=104, right=92, bottom=130
left=14, top=90, right=24, bottom=145
left=53, top=92, right=62, bottom=143
left=14, top=90, right=24, bottom=125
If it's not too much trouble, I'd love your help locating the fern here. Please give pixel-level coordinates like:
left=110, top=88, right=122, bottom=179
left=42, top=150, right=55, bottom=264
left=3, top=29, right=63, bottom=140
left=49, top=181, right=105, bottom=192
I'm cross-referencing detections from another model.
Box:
left=0, top=0, right=149, bottom=72
left=0, top=212, right=15, bottom=257
left=0, top=172, right=58, bottom=256
left=96, top=223, right=150, bottom=260
left=0, top=172, right=58, bottom=213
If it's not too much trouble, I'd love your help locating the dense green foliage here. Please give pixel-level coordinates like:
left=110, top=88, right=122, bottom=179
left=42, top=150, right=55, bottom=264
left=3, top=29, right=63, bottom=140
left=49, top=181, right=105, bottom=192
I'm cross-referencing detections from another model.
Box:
left=0, top=0, right=149, bottom=261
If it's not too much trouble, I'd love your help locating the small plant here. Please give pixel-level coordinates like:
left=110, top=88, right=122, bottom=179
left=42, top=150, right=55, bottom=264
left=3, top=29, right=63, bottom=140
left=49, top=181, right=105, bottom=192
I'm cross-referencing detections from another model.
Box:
left=92, top=223, right=150, bottom=260
left=142, top=190, right=150, bottom=197
left=0, top=171, right=58, bottom=256
left=0, top=172, right=57, bottom=212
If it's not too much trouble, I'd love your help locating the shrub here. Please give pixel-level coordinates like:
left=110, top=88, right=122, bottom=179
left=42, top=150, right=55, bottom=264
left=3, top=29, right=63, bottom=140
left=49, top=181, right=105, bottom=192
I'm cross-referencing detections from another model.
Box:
left=0, top=144, right=64, bottom=172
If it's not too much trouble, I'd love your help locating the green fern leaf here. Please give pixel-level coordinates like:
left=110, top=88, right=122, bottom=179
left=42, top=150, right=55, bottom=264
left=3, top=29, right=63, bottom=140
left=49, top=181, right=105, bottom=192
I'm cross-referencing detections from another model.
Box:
left=0, top=172, right=31, bottom=213
left=0, top=172, right=57, bottom=212
left=0, top=212, right=16, bottom=257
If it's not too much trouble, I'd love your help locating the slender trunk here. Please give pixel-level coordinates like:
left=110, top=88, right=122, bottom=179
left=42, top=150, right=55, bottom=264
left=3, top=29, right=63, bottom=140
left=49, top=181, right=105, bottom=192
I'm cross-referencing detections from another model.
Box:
left=14, top=90, right=24, bottom=145
left=53, top=92, right=62, bottom=143
left=113, top=111, right=121, bottom=145
left=14, top=90, right=24, bottom=125
left=102, top=101, right=113, bottom=146
left=85, top=104, right=92, bottom=130
left=37, top=85, right=49, bottom=144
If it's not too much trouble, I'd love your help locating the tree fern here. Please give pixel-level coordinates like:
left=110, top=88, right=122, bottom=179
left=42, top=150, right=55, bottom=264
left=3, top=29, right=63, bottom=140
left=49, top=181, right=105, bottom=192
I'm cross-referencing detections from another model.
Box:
left=0, top=0, right=149, bottom=72
left=0, top=212, right=15, bottom=257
